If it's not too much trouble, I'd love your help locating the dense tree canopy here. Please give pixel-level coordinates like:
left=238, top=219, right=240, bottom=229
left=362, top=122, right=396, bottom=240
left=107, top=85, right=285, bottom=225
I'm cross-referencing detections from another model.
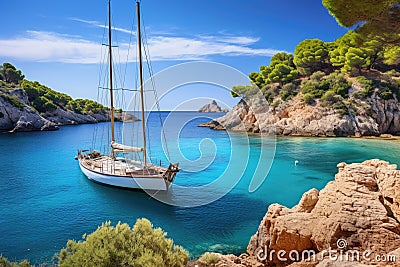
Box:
left=0, top=63, right=25, bottom=84
left=322, top=0, right=400, bottom=38
left=57, top=219, right=188, bottom=267
left=20, top=80, right=107, bottom=114
left=294, top=39, right=331, bottom=75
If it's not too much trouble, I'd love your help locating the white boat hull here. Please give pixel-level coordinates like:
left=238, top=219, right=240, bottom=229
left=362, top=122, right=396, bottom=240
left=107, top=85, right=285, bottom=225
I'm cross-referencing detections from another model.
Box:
left=79, top=160, right=170, bottom=191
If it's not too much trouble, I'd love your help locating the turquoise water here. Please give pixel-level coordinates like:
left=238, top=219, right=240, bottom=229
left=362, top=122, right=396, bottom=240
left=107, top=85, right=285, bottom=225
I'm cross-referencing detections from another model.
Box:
left=1, top=112, right=400, bottom=264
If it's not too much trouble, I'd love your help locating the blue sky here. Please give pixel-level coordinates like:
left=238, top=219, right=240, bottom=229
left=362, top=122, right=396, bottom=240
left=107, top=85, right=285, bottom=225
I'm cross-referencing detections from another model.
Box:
left=0, top=0, right=348, bottom=110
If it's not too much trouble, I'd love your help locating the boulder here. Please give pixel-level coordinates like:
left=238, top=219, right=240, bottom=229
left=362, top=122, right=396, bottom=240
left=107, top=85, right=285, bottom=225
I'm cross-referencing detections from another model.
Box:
left=244, top=160, right=400, bottom=266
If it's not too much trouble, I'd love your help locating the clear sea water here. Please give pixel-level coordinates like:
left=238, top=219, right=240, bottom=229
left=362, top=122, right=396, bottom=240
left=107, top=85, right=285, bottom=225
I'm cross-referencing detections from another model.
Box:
left=0, top=111, right=399, bottom=264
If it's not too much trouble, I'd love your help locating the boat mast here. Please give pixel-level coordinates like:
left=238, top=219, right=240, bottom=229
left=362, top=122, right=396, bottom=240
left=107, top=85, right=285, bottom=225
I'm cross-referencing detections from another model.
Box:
left=136, top=1, right=147, bottom=166
left=108, top=0, right=116, bottom=145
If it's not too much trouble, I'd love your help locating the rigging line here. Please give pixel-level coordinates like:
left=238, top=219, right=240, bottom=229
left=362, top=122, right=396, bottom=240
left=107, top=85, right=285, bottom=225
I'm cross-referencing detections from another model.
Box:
left=93, top=16, right=109, bottom=150
left=98, top=87, right=140, bottom=92
left=122, top=4, right=136, bottom=90
left=141, top=14, right=171, bottom=161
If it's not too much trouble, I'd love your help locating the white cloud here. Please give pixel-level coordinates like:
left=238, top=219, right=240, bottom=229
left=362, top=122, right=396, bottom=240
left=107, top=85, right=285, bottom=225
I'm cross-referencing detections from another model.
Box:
left=0, top=31, right=101, bottom=63
left=70, top=18, right=134, bottom=35
left=0, top=30, right=285, bottom=64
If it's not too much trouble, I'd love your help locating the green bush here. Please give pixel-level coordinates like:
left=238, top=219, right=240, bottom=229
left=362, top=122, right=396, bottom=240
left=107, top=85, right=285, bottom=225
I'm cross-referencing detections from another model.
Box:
left=57, top=218, right=188, bottom=267
left=302, top=93, right=315, bottom=105
left=66, top=99, right=108, bottom=114
left=0, top=256, right=31, bottom=267
left=333, top=101, right=349, bottom=116
left=199, top=252, right=220, bottom=265
left=301, top=71, right=350, bottom=99
left=321, top=90, right=340, bottom=106
left=323, top=72, right=351, bottom=97
left=21, top=80, right=72, bottom=112
left=0, top=111, right=3, bottom=118
left=386, top=69, right=400, bottom=78
left=280, top=83, right=298, bottom=101
left=261, top=84, right=280, bottom=103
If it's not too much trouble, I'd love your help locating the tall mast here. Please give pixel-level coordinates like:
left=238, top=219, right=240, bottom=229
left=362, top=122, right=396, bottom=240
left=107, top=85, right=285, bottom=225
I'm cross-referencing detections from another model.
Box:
left=108, top=0, right=115, bottom=144
left=137, top=1, right=147, bottom=166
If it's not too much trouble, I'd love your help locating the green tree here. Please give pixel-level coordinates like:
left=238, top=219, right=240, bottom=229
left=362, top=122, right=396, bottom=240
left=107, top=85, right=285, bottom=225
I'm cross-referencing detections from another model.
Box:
left=322, top=0, right=400, bottom=39
left=343, top=47, right=370, bottom=75
left=249, top=72, right=265, bottom=88
left=329, top=31, right=360, bottom=69
left=0, top=256, right=31, bottom=267
left=294, top=39, right=330, bottom=75
left=0, top=63, right=25, bottom=84
left=267, top=63, right=298, bottom=86
left=269, top=52, right=295, bottom=68
left=383, top=45, right=400, bottom=65
left=57, top=219, right=188, bottom=267
left=230, top=85, right=257, bottom=98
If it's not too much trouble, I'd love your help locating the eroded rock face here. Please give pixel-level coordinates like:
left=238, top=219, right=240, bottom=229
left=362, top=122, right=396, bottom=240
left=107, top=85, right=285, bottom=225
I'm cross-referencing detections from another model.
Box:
left=0, top=94, right=58, bottom=132
left=243, top=159, right=400, bottom=266
left=0, top=88, right=138, bottom=132
left=200, top=94, right=400, bottom=137
left=198, top=100, right=229, bottom=113
left=191, top=160, right=400, bottom=266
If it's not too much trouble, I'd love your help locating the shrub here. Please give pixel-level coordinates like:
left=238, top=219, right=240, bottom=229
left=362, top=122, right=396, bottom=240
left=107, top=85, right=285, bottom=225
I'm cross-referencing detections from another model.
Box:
left=302, top=93, right=315, bottom=105
left=301, top=71, right=351, bottom=99
left=57, top=218, right=188, bottom=267
left=323, top=72, right=351, bottom=97
left=0, top=256, right=31, bottom=267
left=261, top=84, right=280, bottom=103
left=321, top=90, right=340, bottom=106
left=333, top=101, right=349, bottom=116
left=66, top=99, right=108, bottom=114
left=385, top=69, right=400, bottom=78
left=309, top=71, right=326, bottom=81
left=280, top=83, right=298, bottom=101
left=272, top=100, right=281, bottom=108
left=0, top=111, right=3, bottom=118
left=199, top=252, right=220, bottom=265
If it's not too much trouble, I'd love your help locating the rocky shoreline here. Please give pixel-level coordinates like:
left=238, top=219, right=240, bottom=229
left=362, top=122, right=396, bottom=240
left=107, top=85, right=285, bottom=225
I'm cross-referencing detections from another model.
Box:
left=199, top=89, right=400, bottom=138
left=0, top=88, right=138, bottom=132
left=191, top=159, right=400, bottom=266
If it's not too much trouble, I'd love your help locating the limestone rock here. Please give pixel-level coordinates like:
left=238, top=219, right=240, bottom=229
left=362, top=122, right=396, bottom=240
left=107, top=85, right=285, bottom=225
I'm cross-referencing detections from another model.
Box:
left=0, top=88, right=139, bottom=132
left=198, top=100, right=229, bottom=113
left=245, top=160, right=400, bottom=266
left=200, top=92, right=400, bottom=136
left=0, top=93, right=58, bottom=132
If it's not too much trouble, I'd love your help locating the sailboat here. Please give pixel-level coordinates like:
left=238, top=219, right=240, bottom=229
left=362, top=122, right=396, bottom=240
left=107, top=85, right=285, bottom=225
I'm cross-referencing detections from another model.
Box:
left=77, top=0, right=179, bottom=191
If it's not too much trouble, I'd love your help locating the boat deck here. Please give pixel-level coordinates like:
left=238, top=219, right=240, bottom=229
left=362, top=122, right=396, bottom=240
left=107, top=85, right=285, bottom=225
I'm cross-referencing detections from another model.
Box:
left=80, top=156, right=166, bottom=178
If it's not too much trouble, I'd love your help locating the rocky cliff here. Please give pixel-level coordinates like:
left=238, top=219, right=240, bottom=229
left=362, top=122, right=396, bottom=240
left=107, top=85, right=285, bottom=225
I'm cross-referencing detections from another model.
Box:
left=198, top=100, right=229, bottom=113
left=192, top=160, right=400, bottom=266
left=0, top=88, right=137, bottom=132
left=199, top=88, right=400, bottom=137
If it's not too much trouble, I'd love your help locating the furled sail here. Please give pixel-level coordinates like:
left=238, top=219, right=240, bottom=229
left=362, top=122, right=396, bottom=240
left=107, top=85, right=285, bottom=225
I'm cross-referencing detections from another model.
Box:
left=111, top=141, right=143, bottom=153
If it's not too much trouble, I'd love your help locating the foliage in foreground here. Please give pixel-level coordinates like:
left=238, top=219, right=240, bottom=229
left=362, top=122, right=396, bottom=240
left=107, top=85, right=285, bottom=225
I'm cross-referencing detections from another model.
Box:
left=0, top=256, right=31, bottom=267
left=56, top=218, right=188, bottom=267
left=199, top=252, right=220, bottom=265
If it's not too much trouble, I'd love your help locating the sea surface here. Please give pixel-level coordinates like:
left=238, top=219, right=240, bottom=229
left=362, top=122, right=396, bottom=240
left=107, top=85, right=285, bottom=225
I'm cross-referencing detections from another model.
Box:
left=1, top=111, right=400, bottom=264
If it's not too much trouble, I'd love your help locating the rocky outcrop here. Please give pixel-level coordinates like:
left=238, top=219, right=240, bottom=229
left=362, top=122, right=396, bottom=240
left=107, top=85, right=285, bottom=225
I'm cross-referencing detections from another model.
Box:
left=200, top=93, right=400, bottom=137
left=0, top=88, right=138, bottom=132
left=198, top=100, right=229, bottom=113
left=203, top=160, right=400, bottom=266
left=0, top=90, right=58, bottom=132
